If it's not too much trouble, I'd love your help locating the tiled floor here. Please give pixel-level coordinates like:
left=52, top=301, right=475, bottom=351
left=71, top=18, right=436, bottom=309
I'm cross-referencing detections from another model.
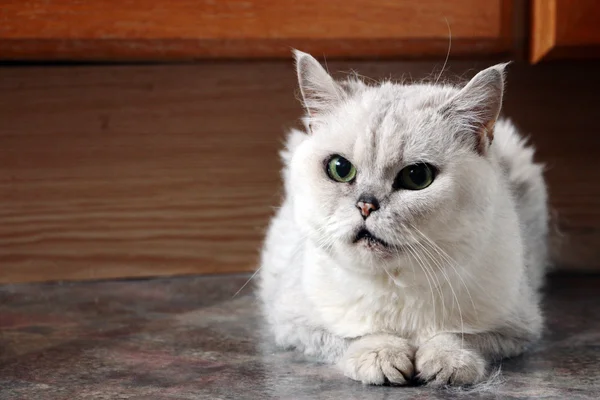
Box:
left=0, top=273, right=598, bottom=400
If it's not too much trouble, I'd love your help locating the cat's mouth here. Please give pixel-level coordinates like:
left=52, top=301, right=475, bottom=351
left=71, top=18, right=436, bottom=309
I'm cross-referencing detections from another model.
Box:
left=353, top=229, right=391, bottom=249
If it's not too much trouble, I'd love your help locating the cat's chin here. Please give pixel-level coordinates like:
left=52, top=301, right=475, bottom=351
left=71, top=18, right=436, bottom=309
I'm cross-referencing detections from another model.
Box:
left=352, top=229, right=403, bottom=259
left=354, top=242, right=396, bottom=260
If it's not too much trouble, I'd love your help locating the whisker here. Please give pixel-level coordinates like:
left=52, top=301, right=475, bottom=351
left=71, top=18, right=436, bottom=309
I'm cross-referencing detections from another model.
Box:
left=411, top=225, right=480, bottom=324
left=390, top=227, right=417, bottom=285
left=406, top=231, right=447, bottom=322
left=409, top=225, right=468, bottom=347
left=233, top=266, right=262, bottom=298
left=434, top=17, right=452, bottom=85
left=405, top=241, right=439, bottom=330
left=414, top=239, right=465, bottom=347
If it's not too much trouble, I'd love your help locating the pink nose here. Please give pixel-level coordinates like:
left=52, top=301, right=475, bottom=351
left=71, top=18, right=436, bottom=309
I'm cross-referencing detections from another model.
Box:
left=357, top=201, right=379, bottom=218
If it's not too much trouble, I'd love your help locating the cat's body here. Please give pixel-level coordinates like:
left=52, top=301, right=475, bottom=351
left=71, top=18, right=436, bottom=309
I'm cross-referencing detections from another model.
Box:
left=259, top=51, right=548, bottom=386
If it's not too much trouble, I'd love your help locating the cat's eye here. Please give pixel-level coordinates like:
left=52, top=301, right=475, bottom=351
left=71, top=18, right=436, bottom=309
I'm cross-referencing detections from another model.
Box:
left=393, top=163, right=435, bottom=190
left=326, top=155, right=357, bottom=183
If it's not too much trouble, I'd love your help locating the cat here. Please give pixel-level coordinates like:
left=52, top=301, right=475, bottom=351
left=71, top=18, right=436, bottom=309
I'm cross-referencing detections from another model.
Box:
left=258, top=50, right=548, bottom=387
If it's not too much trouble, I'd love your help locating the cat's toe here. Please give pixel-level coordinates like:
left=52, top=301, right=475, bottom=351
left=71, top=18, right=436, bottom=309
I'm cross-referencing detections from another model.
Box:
left=415, top=334, right=486, bottom=387
left=340, top=334, right=415, bottom=385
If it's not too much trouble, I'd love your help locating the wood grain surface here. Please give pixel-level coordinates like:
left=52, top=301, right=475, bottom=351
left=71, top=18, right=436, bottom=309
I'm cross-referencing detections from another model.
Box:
left=531, top=0, right=600, bottom=63
left=0, top=0, right=513, bottom=60
left=0, top=59, right=598, bottom=283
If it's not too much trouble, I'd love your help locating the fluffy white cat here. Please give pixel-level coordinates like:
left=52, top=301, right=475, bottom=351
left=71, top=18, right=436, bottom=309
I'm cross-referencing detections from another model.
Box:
left=259, top=50, right=548, bottom=386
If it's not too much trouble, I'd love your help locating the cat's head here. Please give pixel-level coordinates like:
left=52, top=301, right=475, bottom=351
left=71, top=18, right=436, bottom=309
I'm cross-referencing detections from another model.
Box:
left=287, top=50, right=507, bottom=274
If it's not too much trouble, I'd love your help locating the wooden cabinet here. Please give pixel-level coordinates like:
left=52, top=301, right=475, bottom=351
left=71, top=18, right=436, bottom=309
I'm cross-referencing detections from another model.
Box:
left=3, top=1, right=600, bottom=63
left=0, top=0, right=513, bottom=60
left=531, top=0, right=600, bottom=63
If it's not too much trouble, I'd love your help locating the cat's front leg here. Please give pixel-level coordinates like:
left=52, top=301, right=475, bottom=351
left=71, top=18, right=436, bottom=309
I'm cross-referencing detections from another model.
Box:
left=415, top=330, right=536, bottom=386
left=340, top=334, right=416, bottom=385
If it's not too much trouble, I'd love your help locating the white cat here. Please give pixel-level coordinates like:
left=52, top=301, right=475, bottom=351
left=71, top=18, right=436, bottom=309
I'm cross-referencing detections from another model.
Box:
left=258, top=50, right=548, bottom=386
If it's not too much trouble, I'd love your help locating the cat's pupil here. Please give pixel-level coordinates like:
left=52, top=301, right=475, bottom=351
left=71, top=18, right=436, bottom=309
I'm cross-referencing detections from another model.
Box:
left=335, top=158, right=352, bottom=178
left=393, top=163, right=434, bottom=190
left=408, top=165, right=427, bottom=185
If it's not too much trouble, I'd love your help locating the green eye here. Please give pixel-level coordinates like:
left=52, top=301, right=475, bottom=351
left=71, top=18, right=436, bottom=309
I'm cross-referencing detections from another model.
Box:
left=327, top=155, right=357, bottom=183
left=394, top=163, right=435, bottom=190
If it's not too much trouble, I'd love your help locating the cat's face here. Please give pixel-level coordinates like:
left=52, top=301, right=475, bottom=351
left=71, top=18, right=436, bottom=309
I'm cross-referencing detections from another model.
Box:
left=288, top=51, right=506, bottom=274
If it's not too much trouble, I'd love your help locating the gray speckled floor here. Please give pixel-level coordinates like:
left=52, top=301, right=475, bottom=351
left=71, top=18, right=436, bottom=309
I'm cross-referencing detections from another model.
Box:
left=0, top=273, right=599, bottom=400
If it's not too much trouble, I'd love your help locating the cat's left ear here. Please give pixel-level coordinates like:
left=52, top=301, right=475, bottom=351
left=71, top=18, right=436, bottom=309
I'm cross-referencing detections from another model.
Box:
left=294, top=50, right=345, bottom=122
left=440, top=63, right=509, bottom=154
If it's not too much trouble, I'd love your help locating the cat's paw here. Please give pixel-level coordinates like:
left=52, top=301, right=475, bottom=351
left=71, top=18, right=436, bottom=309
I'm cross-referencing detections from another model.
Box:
left=340, top=334, right=415, bottom=385
left=415, top=333, right=486, bottom=386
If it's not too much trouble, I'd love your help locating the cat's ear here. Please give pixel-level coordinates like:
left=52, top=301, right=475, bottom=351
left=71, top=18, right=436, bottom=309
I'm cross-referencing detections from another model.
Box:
left=440, top=63, right=509, bottom=154
left=294, top=50, right=345, bottom=120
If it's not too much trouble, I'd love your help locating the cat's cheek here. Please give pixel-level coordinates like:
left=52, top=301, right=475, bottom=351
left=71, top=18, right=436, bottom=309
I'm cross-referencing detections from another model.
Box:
left=290, top=178, right=345, bottom=244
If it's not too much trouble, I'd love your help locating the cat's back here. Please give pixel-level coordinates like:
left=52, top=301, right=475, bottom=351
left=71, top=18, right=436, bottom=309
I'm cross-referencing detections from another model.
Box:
left=493, top=119, right=549, bottom=290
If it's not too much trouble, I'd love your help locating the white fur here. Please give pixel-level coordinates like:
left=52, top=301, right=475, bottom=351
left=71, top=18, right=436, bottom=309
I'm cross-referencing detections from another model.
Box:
left=259, top=51, right=549, bottom=386
left=342, top=334, right=415, bottom=385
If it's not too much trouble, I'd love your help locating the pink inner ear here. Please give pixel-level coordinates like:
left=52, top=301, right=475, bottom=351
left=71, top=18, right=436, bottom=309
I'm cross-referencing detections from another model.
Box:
left=477, top=119, right=496, bottom=155
left=485, top=120, right=496, bottom=142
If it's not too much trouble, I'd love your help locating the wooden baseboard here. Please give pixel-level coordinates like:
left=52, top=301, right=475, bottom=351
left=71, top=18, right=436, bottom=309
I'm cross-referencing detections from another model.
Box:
left=1, top=60, right=598, bottom=283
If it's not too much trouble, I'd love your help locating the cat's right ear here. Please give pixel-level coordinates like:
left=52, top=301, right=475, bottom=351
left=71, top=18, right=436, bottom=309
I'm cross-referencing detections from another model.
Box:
left=439, top=63, right=508, bottom=154
left=294, top=50, right=345, bottom=124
